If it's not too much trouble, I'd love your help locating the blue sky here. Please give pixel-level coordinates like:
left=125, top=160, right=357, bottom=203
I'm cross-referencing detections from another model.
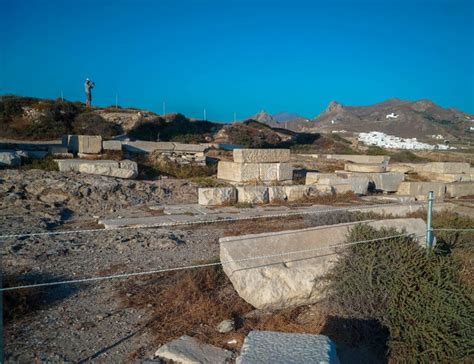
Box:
left=1, top=0, right=473, bottom=121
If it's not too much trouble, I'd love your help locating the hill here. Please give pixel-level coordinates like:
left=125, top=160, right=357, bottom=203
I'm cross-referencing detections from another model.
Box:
left=287, top=98, right=474, bottom=141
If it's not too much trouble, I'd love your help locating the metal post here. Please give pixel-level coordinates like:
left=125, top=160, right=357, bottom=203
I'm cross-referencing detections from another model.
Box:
left=426, top=191, right=434, bottom=249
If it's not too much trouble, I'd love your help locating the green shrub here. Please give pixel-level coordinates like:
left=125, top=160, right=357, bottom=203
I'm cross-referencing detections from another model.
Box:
left=18, top=155, right=59, bottom=171
left=326, top=224, right=474, bottom=362
left=73, top=112, right=119, bottom=138
left=390, top=150, right=429, bottom=163
left=366, top=146, right=390, bottom=155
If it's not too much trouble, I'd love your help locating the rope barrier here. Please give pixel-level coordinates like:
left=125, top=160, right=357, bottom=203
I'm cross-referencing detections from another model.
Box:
left=0, top=232, right=421, bottom=292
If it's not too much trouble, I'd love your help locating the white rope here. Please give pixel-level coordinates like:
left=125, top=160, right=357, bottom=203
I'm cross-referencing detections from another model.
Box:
left=0, top=202, right=413, bottom=239
left=432, top=228, right=474, bottom=232
left=0, top=232, right=420, bottom=292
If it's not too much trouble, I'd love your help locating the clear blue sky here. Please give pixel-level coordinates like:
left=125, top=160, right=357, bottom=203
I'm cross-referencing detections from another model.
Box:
left=1, top=0, right=473, bottom=121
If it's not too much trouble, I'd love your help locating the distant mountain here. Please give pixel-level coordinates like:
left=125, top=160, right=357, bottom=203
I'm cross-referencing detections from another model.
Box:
left=247, top=110, right=310, bottom=130
left=248, top=111, right=280, bottom=128
left=286, top=98, right=474, bottom=140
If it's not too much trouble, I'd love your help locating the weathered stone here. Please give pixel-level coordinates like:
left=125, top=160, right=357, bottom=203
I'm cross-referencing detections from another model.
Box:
left=306, top=173, right=369, bottom=195
left=102, top=140, right=122, bottom=151
left=155, top=335, right=232, bottom=364
left=119, top=160, right=138, bottom=172
left=48, top=146, right=69, bottom=154
left=237, top=186, right=269, bottom=204
left=258, top=163, right=293, bottom=181
left=416, top=171, right=471, bottom=183
left=56, top=159, right=119, bottom=172
left=326, top=154, right=390, bottom=164
left=387, top=164, right=415, bottom=174
left=198, top=187, right=237, bottom=206
left=63, top=135, right=102, bottom=154
left=284, top=185, right=309, bottom=201
left=397, top=181, right=446, bottom=199
left=268, top=186, right=287, bottom=202
left=421, top=162, right=470, bottom=175
left=446, top=182, right=474, bottom=198
left=237, top=331, right=340, bottom=364
left=0, top=151, right=21, bottom=166
left=307, top=184, right=333, bottom=196
left=77, top=164, right=137, bottom=179
left=174, top=143, right=208, bottom=153
left=331, top=184, right=353, bottom=194
left=122, top=141, right=175, bottom=153
left=233, top=148, right=290, bottom=163
left=344, top=163, right=386, bottom=173
left=220, top=218, right=426, bottom=309
left=369, top=172, right=405, bottom=192
left=218, top=161, right=259, bottom=182
left=218, top=161, right=292, bottom=182
left=217, top=319, right=234, bottom=333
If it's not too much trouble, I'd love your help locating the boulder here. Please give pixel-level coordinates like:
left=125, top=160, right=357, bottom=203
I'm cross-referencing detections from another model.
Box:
left=217, top=161, right=292, bottom=182
left=344, top=163, right=386, bottom=173
left=155, top=335, right=232, bottom=364
left=237, top=331, right=340, bottom=364
left=446, top=182, right=474, bottom=198
left=220, top=218, right=426, bottom=309
left=306, top=173, right=369, bottom=195
left=198, top=187, right=237, bottom=206
left=0, top=151, right=21, bottom=166
left=233, top=148, right=290, bottom=163
left=237, top=186, right=269, bottom=204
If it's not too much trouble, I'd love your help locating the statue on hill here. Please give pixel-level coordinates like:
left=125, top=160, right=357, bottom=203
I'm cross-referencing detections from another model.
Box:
left=84, top=78, right=95, bottom=108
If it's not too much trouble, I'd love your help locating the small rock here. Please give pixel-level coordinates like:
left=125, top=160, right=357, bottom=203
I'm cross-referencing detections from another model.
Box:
left=217, top=319, right=234, bottom=333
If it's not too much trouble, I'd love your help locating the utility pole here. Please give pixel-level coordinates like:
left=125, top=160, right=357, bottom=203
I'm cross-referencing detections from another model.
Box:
left=163, top=101, right=166, bottom=115
left=60, top=90, right=64, bottom=102
left=203, top=108, right=207, bottom=121
left=426, top=191, right=434, bottom=250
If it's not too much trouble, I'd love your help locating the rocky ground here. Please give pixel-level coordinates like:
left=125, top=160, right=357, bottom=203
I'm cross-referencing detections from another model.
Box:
left=1, top=169, right=370, bottom=362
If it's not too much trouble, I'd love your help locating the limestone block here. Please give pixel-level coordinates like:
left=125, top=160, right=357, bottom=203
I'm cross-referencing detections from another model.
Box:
left=284, top=185, right=310, bottom=201
left=155, top=335, right=232, bottom=364
left=331, top=184, right=353, bottom=194
left=344, top=163, right=386, bottom=173
left=307, top=184, right=333, bottom=196
left=48, top=146, right=69, bottom=154
left=198, top=187, right=237, bottom=206
left=220, top=218, right=426, bottom=309
left=258, top=163, right=293, bottom=181
left=56, top=159, right=118, bottom=172
left=237, top=186, right=269, bottom=204
left=173, top=143, right=208, bottom=153
left=446, top=182, right=474, bottom=198
left=416, top=171, right=470, bottom=183
left=387, top=164, right=414, bottom=174
left=326, top=154, right=390, bottom=164
left=64, top=135, right=102, bottom=154
left=421, top=162, right=470, bottom=175
left=237, top=331, right=340, bottom=364
left=233, top=148, right=290, bottom=163
left=217, top=161, right=259, bottom=182
left=122, top=141, right=175, bottom=153
left=268, top=186, right=287, bottom=202
left=102, top=140, right=122, bottom=151
left=306, top=173, right=369, bottom=195
left=77, top=164, right=137, bottom=179
left=0, top=151, right=21, bottom=166
left=370, top=172, right=405, bottom=192
left=119, top=160, right=138, bottom=173
left=397, top=181, right=446, bottom=199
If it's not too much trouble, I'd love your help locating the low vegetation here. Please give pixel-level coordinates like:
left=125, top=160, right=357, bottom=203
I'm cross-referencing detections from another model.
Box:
left=18, top=155, right=59, bottom=171
left=326, top=214, right=474, bottom=362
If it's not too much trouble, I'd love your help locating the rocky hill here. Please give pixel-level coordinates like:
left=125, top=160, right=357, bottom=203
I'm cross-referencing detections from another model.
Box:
left=287, top=98, right=474, bottom=141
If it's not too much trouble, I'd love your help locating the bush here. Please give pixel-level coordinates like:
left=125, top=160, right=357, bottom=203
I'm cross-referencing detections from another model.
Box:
left=18, top=155, right=59, bottom=171
left=366, top=146, right=390, bottom=155
left=326, top=224, right=474, bottom=362
left=72, top=112, right=119, bottom=138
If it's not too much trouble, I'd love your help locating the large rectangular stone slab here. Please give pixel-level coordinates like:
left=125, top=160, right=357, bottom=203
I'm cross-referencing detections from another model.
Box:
left=198, top=187, right=237, bottom=206
left=397, top=181, right=446, bottom=199
left=446, top=182, right=474, bottom=198
left=237, top=331, right=339, bottom=364
left=220, top=218, right=426, bottom=309
left=420, top=162, right=470, bottom=174
left=237, top=186, right=269, bottom=204
left=326, top=154, right=390, bottom=164
left=336, top=171, right=404, bottom=192
left=218, top=161, right=292, bottom=182
left=344, top=163, right=386, bottom=173
left=416, top=171, right=471, bottom=183
left=233, top=148, right=290, bottom=163
left=122, top=141, right=175, bottom=153
left=306, top=172, right=370, bottom=195
left=56, top=159, right=119, bottom=172
left=102, top=140, right=122, bottom=151
left=63, top=135, right=103, bottom=154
